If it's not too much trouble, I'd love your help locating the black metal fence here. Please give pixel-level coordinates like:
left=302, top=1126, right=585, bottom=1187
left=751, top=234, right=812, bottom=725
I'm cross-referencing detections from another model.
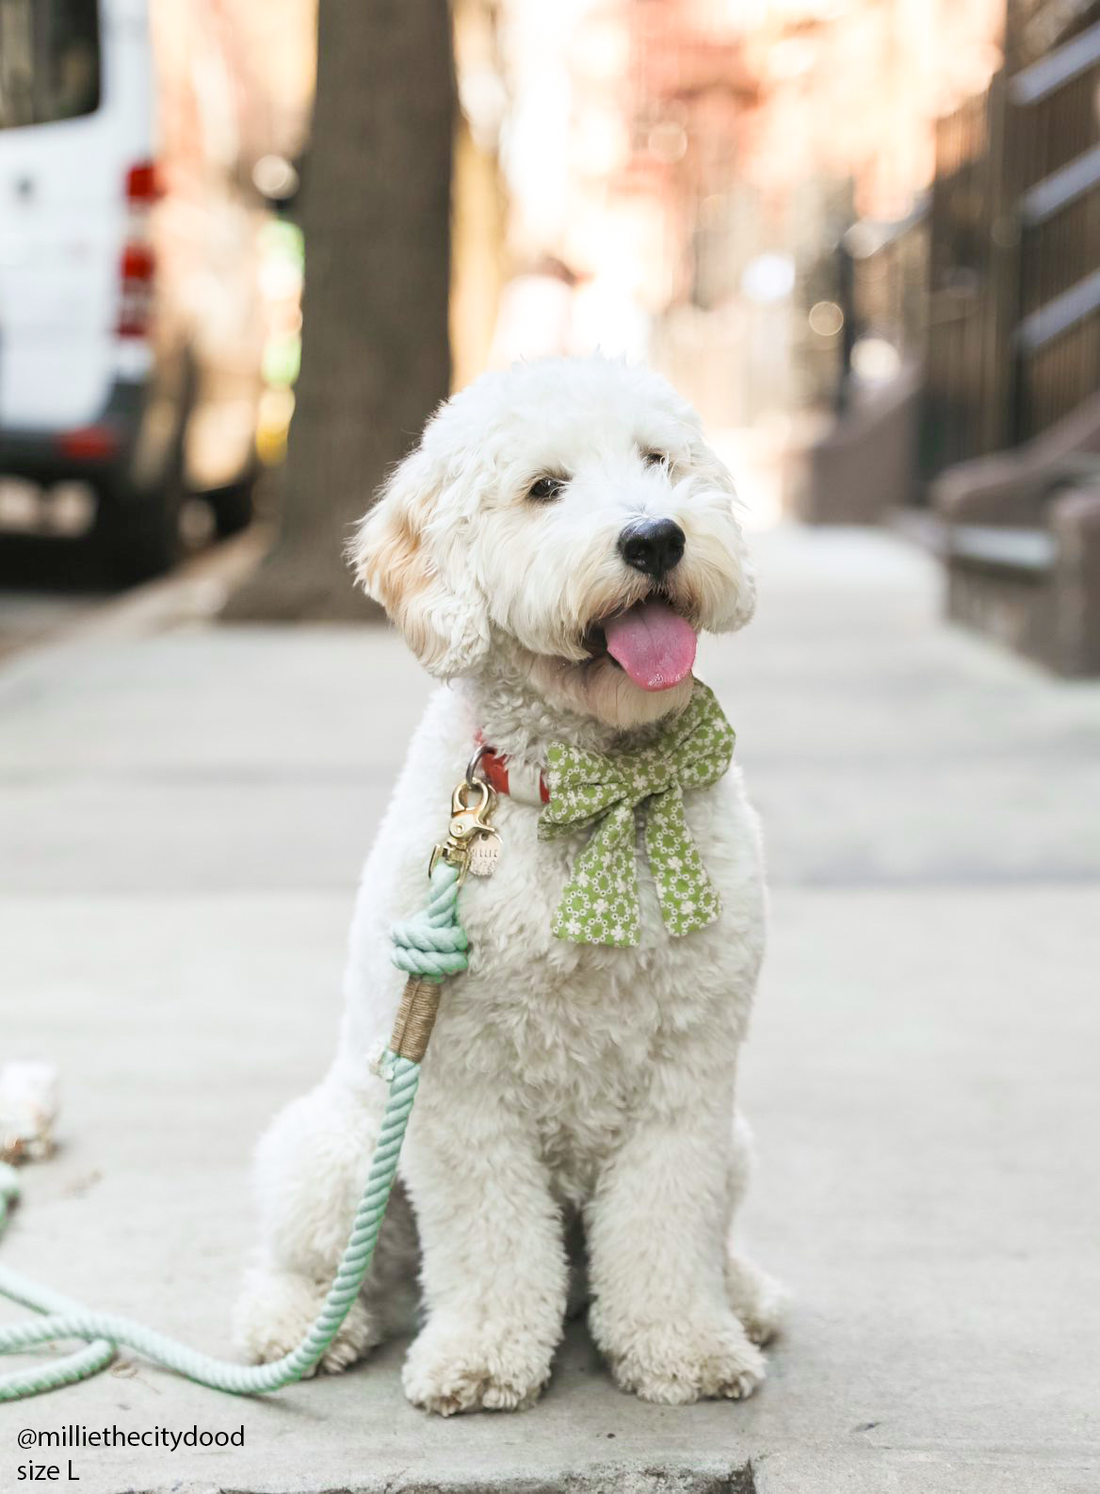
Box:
left=844, top=7, right=1100, bottom=491
left=1010, top=24, right=1100, bottom=444
left=925, top=12, right=1100, bottom=476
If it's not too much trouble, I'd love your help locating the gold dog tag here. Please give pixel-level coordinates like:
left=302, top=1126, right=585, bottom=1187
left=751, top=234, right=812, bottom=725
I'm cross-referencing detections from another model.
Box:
left=466, top=830, right=501, bottom=878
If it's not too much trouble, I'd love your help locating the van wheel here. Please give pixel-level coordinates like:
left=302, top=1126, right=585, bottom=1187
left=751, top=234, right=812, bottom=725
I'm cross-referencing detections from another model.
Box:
left=93, top=480, right=184, bottom=585
left=208, top=477, right=255, bottom=537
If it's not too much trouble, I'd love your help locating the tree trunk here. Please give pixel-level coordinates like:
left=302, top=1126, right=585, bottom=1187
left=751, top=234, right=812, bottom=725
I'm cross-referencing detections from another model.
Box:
left=227, top=0, right=454, bottom=621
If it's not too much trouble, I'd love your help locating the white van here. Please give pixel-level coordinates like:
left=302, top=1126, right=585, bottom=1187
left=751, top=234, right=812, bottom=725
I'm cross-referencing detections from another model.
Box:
left=0, top=0, right=268, bottom=579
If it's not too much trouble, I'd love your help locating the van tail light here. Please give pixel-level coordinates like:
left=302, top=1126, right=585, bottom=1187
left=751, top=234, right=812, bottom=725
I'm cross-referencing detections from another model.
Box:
left=117, top=242, right=155, bottom=337
left=116, top=160, right=159, bottom=339
left=125, top=161, right=160, bottom=203
left=58, top=425, right=120, bottom=461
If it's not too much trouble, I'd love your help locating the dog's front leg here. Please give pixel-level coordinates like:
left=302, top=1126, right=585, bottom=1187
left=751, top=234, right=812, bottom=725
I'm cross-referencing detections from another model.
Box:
left=401, top=1095, right=567, bottom=1415
left=233, top=1075, right=414, bottom=1374
left=586, top=1097, right=765, bottom=1404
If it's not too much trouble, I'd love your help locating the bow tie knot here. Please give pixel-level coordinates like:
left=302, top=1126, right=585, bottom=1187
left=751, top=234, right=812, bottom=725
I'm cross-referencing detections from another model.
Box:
left=537, top=681, right=735, bottom=946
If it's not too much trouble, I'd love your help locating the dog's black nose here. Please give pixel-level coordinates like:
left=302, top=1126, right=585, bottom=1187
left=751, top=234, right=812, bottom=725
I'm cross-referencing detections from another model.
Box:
left=618, top=518, right=686, bottom=578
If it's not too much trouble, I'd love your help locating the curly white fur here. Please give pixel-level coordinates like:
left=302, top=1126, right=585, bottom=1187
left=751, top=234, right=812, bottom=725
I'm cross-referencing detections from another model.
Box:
left=233, top=356, right=783, bottom=1414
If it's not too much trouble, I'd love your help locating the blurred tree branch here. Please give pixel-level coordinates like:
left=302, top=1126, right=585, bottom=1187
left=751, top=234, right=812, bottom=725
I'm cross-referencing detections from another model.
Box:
left=227, top=0, right=454, bottom=622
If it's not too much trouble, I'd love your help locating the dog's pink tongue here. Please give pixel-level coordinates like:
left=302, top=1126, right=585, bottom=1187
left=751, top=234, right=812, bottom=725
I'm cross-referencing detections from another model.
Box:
left=603, top=599, right=697, bottom=691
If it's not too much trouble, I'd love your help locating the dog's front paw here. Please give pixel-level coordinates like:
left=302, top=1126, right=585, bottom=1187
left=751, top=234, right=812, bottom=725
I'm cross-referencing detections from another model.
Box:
left=402, top=1316, right=553, bottom=1415
left=232, top=1267, right=378, bottom=1375
left=726, top=1252, right=787, bottom=1346
left=598, top=1310, right=765, bottom=1405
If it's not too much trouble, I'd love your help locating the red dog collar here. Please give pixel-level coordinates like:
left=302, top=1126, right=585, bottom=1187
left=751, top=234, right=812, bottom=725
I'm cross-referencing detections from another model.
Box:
left=474, top=734, right=549, bottom=806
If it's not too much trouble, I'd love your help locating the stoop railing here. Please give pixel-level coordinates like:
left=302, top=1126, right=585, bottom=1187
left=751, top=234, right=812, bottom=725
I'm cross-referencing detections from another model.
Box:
left=1011, top=21, right=1100, bottom=443
left=920, top=12, right=1100, bottom=482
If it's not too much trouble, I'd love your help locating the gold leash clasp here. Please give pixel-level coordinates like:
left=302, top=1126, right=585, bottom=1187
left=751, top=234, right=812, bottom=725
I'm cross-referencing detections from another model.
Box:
left=429, top=776, right=499, bottom=882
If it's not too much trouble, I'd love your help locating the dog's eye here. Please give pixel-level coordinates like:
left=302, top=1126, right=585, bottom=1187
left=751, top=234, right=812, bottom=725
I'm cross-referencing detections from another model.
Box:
left=643, top=450, right=669, bottom=470
left=527, top=475, right=566, bottom=503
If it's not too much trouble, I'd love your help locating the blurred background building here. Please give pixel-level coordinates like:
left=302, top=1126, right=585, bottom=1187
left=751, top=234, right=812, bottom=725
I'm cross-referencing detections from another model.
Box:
left=0, top=0, right=1097, bottom=664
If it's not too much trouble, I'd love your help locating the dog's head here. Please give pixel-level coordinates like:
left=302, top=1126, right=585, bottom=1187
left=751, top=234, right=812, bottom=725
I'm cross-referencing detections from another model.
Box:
left=352, top=356, right=755, bottom=729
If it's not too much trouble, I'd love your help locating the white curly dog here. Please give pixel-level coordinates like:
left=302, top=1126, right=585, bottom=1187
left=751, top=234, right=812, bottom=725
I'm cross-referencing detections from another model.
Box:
left=233, top=355, right=782, bottom=1414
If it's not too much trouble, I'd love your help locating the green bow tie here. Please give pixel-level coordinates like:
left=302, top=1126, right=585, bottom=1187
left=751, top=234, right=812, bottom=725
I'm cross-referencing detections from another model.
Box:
left=537, top=681, right=735, bottom=947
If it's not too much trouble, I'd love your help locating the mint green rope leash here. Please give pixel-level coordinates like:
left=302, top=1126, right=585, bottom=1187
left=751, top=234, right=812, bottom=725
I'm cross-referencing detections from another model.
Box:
left=391, top=863, right=469, bottom=979
left=0, top=863, right=465, bottom=1401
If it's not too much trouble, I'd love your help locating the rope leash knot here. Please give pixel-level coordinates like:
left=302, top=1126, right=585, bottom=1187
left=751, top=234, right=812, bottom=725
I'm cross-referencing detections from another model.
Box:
left=0, top=862, right=466, bottom=1401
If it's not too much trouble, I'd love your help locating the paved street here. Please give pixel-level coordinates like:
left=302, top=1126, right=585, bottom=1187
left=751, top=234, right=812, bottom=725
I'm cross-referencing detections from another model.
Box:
left=1, top=525, right=1099, bottom=1493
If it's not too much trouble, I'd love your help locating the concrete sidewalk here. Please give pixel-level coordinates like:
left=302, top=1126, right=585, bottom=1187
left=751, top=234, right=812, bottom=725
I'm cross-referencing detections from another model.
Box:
left=2, top=526, right=1098, bottom=1494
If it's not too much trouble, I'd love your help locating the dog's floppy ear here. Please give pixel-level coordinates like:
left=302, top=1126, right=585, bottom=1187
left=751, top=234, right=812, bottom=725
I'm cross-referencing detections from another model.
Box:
left=689, top=437, right=757, bottom=634
left=350, top=441, right=490, bottom=679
